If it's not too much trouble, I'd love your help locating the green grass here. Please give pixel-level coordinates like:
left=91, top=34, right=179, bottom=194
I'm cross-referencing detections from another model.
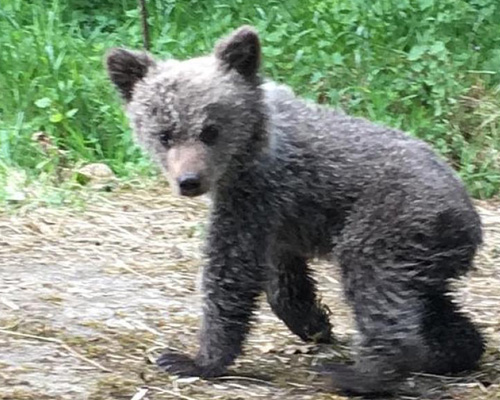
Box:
left=1, top=0, right=499, bottom=202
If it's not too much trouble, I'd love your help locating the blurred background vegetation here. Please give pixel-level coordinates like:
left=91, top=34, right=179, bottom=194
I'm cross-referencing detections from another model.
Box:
left=1, top=0, right=499, bottom=204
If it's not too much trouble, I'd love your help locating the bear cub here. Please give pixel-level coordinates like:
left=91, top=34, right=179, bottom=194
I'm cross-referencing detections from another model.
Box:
left=107, top=26, right=484, bottom=394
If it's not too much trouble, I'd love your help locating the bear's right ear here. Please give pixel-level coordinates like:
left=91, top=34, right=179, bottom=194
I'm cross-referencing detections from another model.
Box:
left=106, top=48, right=155, bottom=102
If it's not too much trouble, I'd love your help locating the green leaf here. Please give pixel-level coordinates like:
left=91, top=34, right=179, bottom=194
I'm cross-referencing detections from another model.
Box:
left=264, top=47, right=283, bottom=57
left=411, top=63, right=425, bottom=72
left=50, top=113, right=64, bottom=123
left=125, top=9, right=139, bottom=18
left=294, top=49, right=304, bottom=63
left=331, top=52, right=344, bottom=65
left=35, top=98, right=52, bottom=108
left=429, top=41, right=446, bottom=55
left=266, top=31, right=284, bottom=43
left=418, top=0, right=434, bottom=10
left=65, top=108, right=79, bottom=118
left=408, top=45, right=427, bottom=61
left=35, top=159, right=53, bottom=170
left=310, top=71, right=324, bottom=84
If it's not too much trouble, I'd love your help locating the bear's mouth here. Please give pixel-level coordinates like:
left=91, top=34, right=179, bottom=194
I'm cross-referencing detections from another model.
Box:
left=179, top=185, right=207, bottom=197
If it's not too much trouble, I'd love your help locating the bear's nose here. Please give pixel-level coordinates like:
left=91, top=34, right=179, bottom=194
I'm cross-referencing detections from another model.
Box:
left=178, top=173, right=202, bottom=196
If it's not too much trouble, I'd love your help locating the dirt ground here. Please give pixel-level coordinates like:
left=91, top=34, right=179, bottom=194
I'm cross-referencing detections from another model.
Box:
left=1, top=185, right=499, bottom=400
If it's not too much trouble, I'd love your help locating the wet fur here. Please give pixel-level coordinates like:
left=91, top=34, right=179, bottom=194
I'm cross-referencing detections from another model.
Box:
left=106, top=26, right=485, bottom=395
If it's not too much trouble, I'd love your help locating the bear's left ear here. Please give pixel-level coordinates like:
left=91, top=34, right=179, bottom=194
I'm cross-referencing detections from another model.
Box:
left=215, top=26, right=261, bottom=79
left=106, top=48, right=156, bottom=102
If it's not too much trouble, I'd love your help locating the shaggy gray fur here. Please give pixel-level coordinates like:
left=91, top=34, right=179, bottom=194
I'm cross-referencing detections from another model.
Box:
left=106, top=26, right=484, bottom=395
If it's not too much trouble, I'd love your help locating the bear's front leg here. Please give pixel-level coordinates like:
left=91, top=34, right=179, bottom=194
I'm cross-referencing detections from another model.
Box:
left=157, top=206, right=267, bottom=378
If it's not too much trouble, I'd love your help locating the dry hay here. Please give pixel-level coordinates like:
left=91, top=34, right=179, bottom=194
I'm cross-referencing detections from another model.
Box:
left=0, top=184, right=499, bottom=400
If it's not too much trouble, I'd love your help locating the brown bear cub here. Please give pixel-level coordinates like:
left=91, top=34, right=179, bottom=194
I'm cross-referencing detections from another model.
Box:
left=106, top=26, right=484, bottom=394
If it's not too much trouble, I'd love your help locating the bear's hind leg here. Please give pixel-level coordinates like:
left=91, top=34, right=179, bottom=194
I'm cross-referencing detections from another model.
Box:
left=421, top=292, right=484, bottom=374
left=323, top=246, right=431, bottom=394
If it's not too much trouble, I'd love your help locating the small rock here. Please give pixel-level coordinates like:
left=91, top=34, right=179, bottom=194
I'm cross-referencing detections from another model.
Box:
left=75, top=163, right=116, bottom=190
left=77, top=163, right=115, bottom=180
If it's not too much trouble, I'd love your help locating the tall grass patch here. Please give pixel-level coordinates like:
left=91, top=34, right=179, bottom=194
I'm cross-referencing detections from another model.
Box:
left=1, top=0, right=499, bottom=198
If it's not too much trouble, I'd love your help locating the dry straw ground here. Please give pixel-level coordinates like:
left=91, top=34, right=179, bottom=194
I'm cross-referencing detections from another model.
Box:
left=1, top=184, right=499, bottom=400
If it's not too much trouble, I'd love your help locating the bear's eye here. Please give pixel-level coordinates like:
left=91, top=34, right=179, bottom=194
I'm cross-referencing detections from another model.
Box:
left=200, top=125, right=219, bottom=146
left=158, top=130, right=172, bottom=147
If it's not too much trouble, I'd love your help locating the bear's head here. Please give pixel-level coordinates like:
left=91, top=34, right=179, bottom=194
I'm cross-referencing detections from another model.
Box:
left=107, top=26, right=267, bottom=197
